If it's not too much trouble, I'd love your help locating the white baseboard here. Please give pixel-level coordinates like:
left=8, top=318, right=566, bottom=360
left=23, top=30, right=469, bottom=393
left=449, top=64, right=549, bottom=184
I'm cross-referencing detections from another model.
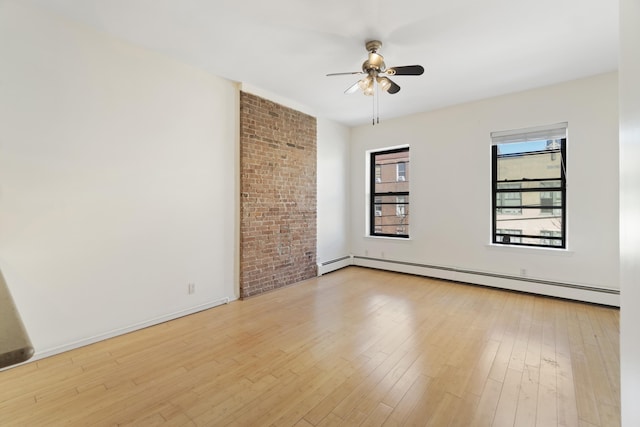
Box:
left=27, top=296, right=235, bottom=364
left=317, top=255, right=352, bottom=276
left=352, top=256, right=619, bottom=307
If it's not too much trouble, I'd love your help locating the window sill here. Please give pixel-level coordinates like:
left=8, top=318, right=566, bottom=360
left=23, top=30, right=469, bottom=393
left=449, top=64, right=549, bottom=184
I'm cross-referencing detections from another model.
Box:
left=485, top=244, right=574, bottom=256
left=365, top=235, right=412, bottom=241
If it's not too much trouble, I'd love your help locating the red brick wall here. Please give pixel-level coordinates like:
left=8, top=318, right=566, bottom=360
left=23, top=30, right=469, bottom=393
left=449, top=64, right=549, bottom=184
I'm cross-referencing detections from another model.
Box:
left=239, top=92, right=317, bottom=298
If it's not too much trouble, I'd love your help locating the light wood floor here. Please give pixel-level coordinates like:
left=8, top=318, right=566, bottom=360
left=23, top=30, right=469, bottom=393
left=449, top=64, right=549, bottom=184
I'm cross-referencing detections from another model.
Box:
left=0, top=267, right=620, bottom=426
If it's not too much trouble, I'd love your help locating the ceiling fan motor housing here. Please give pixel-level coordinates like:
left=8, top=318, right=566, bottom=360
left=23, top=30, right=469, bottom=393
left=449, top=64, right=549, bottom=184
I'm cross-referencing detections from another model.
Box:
left=363, top=40, right=385, bottom=73
left=363, top=53, right=385, bottom=73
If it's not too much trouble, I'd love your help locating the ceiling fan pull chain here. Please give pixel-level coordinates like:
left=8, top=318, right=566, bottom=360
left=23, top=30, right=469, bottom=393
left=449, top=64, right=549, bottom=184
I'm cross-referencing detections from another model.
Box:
left=372, top=82, right=376, bottom=126
left=376, top=81, right=380, bottom=124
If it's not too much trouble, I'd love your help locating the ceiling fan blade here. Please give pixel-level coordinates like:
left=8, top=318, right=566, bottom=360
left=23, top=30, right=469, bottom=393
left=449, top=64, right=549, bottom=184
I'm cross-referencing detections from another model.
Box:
left=385, top=65, right=425, bottom=76
left=326, top=71, right=365, bottom=76
left=344, top=81, right=360, bottom=94
left=386, top=78, right=401, bottom=94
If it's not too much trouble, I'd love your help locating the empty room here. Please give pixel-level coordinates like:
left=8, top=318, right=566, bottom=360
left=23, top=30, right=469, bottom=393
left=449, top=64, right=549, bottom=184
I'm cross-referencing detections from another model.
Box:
left=1, top=1, right=639, bottom=426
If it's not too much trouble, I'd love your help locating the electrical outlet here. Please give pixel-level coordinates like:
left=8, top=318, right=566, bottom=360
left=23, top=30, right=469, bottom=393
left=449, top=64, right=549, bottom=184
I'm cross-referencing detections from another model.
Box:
left=188, top=283, right=196, bottom=294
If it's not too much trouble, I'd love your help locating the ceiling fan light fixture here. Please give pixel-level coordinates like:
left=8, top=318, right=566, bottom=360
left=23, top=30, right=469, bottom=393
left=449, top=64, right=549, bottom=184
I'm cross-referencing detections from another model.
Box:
left=377, top=76, right=391, bottom=92
left=358, top=75, right=373, bottom=92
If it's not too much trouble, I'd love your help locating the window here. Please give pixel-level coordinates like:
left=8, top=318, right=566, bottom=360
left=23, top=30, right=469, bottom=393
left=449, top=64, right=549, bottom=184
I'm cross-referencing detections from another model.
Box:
left=491, top=123, right=567, bottom=248
left=396, top=196, right=406, bottom=217
left=374, top=197, right=382, bottom=216
left=370, top=147, right=409, bottom=238
left=396, top=162, right=406, bottom=181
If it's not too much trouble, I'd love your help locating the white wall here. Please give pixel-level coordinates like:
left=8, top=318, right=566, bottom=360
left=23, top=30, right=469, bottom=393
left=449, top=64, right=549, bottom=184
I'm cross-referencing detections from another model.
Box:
left=317, top=118, right=351, bottom=272
left=620, top=0, right=640, bottom=423
left=350, top=73, right=619, bottom=304
left=0, top=3, right=238, bottom=358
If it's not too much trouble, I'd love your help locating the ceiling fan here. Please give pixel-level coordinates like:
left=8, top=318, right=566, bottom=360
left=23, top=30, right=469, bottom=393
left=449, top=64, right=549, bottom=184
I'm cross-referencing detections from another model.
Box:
left=327, top=40, right=424, bottom=97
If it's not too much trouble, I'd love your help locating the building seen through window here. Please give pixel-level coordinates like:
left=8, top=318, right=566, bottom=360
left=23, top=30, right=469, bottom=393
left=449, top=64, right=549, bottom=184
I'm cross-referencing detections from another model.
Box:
left=370, top=147, right=409, bottom=238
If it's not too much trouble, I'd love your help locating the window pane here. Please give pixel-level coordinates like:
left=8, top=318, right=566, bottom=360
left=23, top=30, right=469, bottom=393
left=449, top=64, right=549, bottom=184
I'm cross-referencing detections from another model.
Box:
left=496, top=209, right=563, bottom=242
left=372, top=195, right=410, bottom=236
left=497, top=140, right=562, bottom=182
left=374, top=153, right=409, bottom=191
left=497, top=150, right=562, bottom=182
left=492, top=136, right=566, bottom=248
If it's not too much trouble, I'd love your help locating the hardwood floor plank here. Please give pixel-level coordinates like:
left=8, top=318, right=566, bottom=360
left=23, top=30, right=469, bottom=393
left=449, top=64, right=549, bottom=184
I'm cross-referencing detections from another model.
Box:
left=471, top=377, right=502, bottom=426
left=536, top=299, right=559, bottom=427
left=554, top=301, right=580, bottom=427
left=514, top=363, right=540, bottom=427
left=293, top=418, right=315, bottom=427
left=272, top=357, right=362, bottom=426
left=590, top=308, right=620, bottom=407
left=492, top=367, right=522, bottom=427
left=401, top=378, right=447, bottom=426
left=464, top=339, right=501, bottom=397
left=449, top=393, right=481, bottom=427
left=567, top=305, right=602, bottom=426
left=380, top=351, right=436, bottom=409
left=425, top=391, right=461, bottom=427
left=191, top=374, right=281, bottom=425
left=336, top=349, right=418, bottom=425
left=381, top=373, right=432, bottom=426
left=302, top=352, right=386, bottom=425
left=359, top=402, right=394, bottom=427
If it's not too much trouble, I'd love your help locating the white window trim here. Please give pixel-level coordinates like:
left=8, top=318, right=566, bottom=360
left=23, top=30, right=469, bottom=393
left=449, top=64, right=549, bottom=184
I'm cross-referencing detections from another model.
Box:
left=490, top=123, right=568, bottom=250
left=491, top=122, right=568, bottom=144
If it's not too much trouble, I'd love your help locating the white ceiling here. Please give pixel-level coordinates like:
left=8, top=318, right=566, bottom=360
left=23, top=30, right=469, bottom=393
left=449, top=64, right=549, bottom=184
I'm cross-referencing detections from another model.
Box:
left=27, top=0, right=618, bottom=127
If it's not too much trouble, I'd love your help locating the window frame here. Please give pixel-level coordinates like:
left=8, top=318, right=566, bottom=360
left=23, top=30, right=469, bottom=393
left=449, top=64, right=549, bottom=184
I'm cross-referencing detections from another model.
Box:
left=370, top=147, right=410, bottom=238
left=491, top=137, right=567, bottom=249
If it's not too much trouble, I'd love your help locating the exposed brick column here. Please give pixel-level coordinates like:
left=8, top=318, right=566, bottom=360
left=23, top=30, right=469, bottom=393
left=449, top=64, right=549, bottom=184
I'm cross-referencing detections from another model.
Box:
left=239, top=92, right=317, bottom=298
